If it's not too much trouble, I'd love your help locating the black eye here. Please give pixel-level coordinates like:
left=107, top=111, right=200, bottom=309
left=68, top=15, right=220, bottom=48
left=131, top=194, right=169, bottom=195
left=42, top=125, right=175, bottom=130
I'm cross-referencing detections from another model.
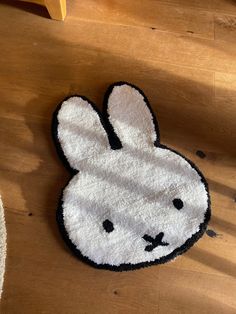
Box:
left=103, top=219, right=114, bottom=233
left=173, top=198, right=184, bottom=210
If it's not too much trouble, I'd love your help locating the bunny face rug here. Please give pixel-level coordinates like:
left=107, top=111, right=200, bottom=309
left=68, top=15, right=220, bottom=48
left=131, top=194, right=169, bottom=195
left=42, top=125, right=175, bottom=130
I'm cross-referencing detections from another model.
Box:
left=52, top=82, right=210, bottom=271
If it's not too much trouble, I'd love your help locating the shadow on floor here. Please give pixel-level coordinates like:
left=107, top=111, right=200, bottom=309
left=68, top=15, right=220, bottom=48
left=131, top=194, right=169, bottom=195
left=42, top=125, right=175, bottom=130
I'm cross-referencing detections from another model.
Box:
left=0, top=0, right=50, bottom=19
left=0, top=2, right=235, bottom=274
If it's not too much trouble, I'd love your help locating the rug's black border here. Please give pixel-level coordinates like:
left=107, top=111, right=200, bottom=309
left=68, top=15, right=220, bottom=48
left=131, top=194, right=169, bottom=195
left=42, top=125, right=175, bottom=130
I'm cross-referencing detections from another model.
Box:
left=52, top=81, right=211, bottom=272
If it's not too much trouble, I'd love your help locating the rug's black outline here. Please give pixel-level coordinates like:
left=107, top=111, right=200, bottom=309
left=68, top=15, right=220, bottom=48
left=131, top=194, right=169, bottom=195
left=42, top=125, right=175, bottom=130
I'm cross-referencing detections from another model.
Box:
left=52, top=81, right=211, bottom=272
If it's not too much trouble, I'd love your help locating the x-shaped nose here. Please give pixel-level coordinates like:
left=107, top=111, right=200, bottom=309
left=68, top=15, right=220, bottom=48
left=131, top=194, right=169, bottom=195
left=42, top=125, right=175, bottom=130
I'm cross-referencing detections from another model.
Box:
left=143, top=232, right=169, bottom=252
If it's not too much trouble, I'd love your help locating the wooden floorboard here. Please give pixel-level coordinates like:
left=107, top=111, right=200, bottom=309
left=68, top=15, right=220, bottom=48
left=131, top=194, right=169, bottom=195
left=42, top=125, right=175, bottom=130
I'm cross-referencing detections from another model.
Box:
left=0, top=0, right=235, bottom=313
left=71, top=0, right=215, bottom=39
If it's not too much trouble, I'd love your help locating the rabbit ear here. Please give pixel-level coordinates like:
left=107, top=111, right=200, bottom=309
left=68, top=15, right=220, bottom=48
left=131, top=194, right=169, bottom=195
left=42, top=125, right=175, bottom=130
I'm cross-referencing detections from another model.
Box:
left=54, top=96, right=110, bottom=171
left=105, top=83, right=159, bottom=148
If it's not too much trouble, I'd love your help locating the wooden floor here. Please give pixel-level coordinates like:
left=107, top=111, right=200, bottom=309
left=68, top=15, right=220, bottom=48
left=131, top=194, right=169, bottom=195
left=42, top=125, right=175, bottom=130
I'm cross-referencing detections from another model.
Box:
left=0, top=0, right=236, bottom=313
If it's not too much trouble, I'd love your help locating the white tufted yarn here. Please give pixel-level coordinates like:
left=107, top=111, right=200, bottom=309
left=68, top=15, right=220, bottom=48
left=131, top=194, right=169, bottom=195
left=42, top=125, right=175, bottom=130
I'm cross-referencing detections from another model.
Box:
left=0, top=196, right=6, bottom=295
left=53, top=82, right=210, bottom=271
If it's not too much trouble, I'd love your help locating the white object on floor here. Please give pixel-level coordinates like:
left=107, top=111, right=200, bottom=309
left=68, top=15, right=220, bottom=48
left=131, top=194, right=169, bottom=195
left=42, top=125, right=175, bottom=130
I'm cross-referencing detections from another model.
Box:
left=0, top=196, right=6, bottom=295
left=53, top=82, right=210, bottom=271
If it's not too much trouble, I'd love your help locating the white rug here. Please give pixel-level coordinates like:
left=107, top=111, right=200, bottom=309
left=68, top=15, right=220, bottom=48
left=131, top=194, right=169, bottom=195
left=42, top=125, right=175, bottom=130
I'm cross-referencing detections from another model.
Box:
left=0, top=196, right=6, bottom=295
left=52, top=82, right=211, bottom=271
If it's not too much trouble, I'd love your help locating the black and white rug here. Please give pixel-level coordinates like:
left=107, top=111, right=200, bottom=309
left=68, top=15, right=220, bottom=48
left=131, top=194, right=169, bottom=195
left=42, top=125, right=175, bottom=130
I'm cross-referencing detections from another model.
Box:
left=52, top=82, right=211, bottom=271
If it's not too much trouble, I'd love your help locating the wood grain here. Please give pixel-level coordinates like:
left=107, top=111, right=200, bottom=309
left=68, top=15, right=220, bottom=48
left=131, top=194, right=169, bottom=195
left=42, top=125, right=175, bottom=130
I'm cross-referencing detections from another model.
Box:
left=158, top=0, right=236, bottom=14
left=0, top=0, right=235, bottom=313
left=72, top=0, right=214, bottom=39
